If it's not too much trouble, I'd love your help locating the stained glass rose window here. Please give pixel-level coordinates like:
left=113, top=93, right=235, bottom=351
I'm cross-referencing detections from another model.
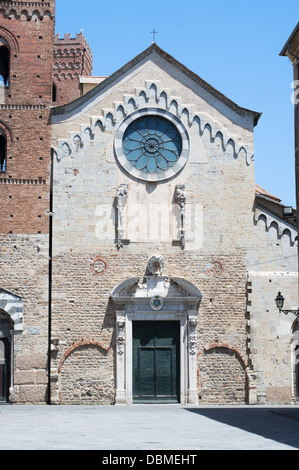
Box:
left=114, top=108, right=189, bottom=182
left=122, top=116, right=182, bottom=174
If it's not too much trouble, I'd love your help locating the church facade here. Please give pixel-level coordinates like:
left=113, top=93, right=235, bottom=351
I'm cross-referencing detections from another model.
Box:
left=0, top=1, right=298, bottom=406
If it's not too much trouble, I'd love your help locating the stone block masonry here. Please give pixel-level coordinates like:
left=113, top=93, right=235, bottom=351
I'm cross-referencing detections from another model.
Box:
left=50, top=248, right=249, bottom=405
left=0, top=233, right=49, bottom=403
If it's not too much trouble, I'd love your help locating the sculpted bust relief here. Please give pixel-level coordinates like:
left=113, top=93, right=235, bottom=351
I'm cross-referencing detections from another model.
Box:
left=147, top=255, right=165, bottom=277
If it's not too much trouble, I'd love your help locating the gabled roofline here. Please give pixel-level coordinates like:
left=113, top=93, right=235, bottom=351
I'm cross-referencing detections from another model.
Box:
left=51, top=43, right=262, bottom=126
left=255, top=183, right=281, bottom=202
left=280, top=21, right=299, bottom=57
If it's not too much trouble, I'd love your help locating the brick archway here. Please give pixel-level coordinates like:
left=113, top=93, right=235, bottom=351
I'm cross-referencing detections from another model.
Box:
left=56, top=339, right=114, bottom=405
left=198, top=342, right=249, bottom=404
left=58, top=338, right=110, bottom=373
left=202, top=342, right=248, bottom=369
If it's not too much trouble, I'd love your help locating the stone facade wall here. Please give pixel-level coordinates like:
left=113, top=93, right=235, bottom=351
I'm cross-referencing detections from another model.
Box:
left=245, top=198, right=298, bottom=403
left=49, top=249, right=249, bottom=404
left=50, top=54, right=258, bottom=404
left=247, top=272, right=298, bottom=404
left=0, top=233, right=49, bottom=403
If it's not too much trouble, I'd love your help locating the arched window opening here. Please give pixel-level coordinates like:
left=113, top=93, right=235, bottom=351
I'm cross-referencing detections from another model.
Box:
left=0, top=133, right=6, bottom=171
left=0, top=39, right=10, bottom=87
left=52, top=83, right=57, bottom=102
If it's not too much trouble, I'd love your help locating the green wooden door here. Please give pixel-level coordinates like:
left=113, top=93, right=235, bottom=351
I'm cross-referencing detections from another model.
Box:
left=133, top=321, right=180, bottom=403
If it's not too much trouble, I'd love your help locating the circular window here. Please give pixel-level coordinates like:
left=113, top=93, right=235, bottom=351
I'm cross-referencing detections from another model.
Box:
left=114, top=109, right=189, bottom=182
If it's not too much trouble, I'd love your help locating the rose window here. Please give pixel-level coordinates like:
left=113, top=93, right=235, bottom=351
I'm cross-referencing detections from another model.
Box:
left=122, top=116, right=182, bottom=174
left=114, top=108, right=189, bottom=182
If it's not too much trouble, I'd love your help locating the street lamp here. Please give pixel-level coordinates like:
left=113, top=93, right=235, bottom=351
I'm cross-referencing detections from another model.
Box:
left=275, top=292, right=299, bottom=316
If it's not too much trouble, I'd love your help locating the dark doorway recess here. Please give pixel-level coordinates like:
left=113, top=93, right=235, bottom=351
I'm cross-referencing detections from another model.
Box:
left=133, top=321, right=180, bottom=403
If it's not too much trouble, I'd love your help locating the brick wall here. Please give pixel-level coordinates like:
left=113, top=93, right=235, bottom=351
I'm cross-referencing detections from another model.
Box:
left=53, top=33, right=93, bottom=106
left=0, top=1, right=54, bottom=234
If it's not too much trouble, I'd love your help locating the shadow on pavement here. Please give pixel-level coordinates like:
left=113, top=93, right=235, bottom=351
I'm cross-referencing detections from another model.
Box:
left=186, top=407, right=299, bottom=449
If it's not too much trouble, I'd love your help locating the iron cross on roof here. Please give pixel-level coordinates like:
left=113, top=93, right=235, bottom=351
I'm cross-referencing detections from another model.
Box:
left=150, top=29, right=158, bottom=44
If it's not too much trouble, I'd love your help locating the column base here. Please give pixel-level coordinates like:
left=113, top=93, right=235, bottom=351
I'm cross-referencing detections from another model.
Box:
left=115, top=389, right=127, bottom=405
left=188, top=389, right=198, bottom=405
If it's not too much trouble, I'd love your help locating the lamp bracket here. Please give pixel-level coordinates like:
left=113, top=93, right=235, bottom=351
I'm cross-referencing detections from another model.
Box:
left=280, top=309, right=299, bottom=317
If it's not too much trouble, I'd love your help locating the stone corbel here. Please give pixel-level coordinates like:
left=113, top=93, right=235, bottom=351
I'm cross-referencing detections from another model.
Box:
left=175, top=184, right=186, bottom=249
left=115, top=184, right=128, bottom=249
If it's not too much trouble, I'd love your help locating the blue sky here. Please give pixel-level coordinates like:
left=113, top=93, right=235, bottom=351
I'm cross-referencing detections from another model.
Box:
left=55, top=0, right=299, bottom=206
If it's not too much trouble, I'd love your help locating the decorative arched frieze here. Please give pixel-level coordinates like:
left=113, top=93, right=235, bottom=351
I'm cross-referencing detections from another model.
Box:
left=254, top=205, right=297, bottom=245
left=52, top=81, right=254, bottom=165
left=0, top=5, right=54, bottom=21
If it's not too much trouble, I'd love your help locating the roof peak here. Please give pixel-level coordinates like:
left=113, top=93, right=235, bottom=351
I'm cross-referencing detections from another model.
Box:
left=52, top=42, right=261, bottom=126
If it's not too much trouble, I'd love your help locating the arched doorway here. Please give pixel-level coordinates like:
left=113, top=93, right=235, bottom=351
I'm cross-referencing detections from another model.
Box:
left=111, top=256, right=202, bottom=405
left=0, top=311, right=12, bottom=402
left=0, top=288, right=23, bottom=403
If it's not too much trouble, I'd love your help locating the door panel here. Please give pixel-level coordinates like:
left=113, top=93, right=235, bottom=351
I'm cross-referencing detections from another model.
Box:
left=156, top=348, right=173, bottom=396
left=139, top=347, right=155, bottom=397
left=133, top=321, right=180, bottom=403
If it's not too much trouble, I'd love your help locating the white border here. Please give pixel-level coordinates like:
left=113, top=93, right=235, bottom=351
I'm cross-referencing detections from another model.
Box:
left=125, top=311, right=188, bottom=405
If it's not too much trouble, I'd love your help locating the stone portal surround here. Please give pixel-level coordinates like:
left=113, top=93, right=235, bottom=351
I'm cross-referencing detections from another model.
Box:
left=111, top=265, right=202, bottom=405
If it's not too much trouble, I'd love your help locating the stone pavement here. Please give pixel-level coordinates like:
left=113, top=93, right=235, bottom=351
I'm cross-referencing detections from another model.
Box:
left=0, top=404, right=299, bottom=451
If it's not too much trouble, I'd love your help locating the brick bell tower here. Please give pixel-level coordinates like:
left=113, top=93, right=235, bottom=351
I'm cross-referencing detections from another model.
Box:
left=0, top=1, right=55, bottom=404
left=0, top=1, right=55, bottom=235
